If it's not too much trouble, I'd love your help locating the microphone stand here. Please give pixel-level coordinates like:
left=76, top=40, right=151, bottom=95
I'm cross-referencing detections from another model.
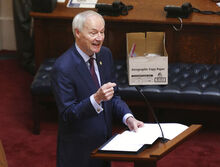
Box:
left=135, top=86, right=169, bottom=143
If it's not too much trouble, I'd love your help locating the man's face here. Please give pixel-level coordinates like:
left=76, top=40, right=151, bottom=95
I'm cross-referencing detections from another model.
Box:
left=76, top=15, right=105, bottom=56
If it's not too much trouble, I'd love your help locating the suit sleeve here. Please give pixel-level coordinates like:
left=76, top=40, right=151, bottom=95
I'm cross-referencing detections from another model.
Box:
left=50, top=57, right=99, bottom=123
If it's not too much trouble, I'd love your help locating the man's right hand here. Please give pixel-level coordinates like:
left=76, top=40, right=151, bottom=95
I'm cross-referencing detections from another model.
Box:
left=94, top=82, right=116, bottom=104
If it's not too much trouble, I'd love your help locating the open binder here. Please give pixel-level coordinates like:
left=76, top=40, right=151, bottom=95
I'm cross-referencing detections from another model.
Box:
left=98, top=123, right=188, bottom=154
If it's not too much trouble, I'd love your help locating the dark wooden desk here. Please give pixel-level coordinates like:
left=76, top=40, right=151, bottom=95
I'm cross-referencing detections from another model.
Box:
left=91, top=124, right=202, bottom=167
left=31, top=0, right=220, bottom=68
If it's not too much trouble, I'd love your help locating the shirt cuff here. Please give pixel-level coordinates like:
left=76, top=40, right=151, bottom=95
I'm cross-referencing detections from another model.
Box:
left=123, top=113, right=134, bottom=125
left=90, top=94, right=103, bottom=113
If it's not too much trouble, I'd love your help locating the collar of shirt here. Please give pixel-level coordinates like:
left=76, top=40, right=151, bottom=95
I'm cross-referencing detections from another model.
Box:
left=75, top=43, right=96, bottom=63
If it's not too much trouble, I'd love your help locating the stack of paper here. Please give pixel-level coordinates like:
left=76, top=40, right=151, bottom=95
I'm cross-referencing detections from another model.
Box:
left=99, top=123, right=188, bottom=153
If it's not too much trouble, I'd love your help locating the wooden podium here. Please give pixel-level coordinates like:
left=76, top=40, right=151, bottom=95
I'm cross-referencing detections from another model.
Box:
left=91, top=124, right=202, bottom=167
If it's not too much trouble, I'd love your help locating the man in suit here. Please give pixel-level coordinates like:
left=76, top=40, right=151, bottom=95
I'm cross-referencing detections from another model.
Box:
left=51, top=10, right=144, bottom=167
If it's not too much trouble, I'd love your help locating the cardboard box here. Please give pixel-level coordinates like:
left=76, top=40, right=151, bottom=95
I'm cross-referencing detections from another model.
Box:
left=127, top=32, right=168, bottom=85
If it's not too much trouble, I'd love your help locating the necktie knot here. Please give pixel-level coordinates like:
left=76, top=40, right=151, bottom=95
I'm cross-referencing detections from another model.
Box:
left=89, top=57, right=95, bottom=68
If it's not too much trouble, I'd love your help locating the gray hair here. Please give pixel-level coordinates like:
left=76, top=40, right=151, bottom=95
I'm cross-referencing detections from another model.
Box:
left=72, top=10, right=105, bottom=37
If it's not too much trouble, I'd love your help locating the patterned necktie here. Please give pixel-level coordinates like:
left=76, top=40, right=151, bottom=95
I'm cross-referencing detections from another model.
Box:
left=89, top=58, right=100, bottom=88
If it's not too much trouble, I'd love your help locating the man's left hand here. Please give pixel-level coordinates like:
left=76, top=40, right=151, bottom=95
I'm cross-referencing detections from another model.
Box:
left=126, top=116, right=144, bottom=132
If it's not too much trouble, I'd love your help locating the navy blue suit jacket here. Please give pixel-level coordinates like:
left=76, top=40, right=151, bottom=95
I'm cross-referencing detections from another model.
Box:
left=51, top=45, right=132, bottom=167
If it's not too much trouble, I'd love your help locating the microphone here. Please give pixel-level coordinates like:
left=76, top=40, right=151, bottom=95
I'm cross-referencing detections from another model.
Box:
left=135, top=86, right=169, bottom=143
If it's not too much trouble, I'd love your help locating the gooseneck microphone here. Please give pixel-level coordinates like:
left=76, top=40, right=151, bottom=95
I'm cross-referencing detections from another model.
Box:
left=135, top=86, right=169, bottom=143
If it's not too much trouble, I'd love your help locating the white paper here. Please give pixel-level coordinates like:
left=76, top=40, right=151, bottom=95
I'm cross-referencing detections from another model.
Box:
left=101, top=134, right=145, bottom=152
left=67, top=0, right=97, bottom=8
left=57, top=0, right=65, bottom=3
left=101, top=123, right=188, bottom=152
left=160, top=123, right=188, bottom=140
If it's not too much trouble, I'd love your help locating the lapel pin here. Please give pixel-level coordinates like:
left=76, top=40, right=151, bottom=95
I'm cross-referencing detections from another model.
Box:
left=100, top=61, right=102, bottom=65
